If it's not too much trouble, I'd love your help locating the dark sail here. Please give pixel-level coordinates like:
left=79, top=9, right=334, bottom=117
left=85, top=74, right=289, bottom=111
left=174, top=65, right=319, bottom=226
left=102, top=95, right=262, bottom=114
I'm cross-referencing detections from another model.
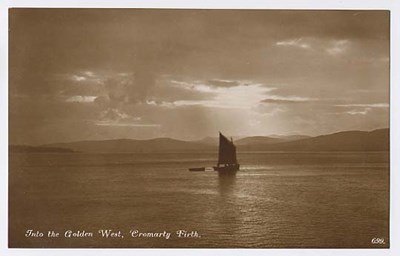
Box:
left=218, top=132, right=238, bottom=165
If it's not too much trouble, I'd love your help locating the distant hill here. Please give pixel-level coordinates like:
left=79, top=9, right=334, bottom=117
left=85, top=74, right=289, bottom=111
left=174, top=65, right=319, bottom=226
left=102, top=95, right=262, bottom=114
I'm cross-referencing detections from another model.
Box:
left=9, top=145, right=76, bottom=153
left=246, top=128, right=389, bottom=151
left=235, top=134, right=312, bottom=151
left=196, top=134, right=309, bottom=146
left=44, top=138, right=213, bottom=153
left=11, top=128, right=388, bottom=153
left=194, top=136, right=218, bottom=145
left=269, top=135, right=312, bottom=141
left=236, top=136, right=284, bottom=146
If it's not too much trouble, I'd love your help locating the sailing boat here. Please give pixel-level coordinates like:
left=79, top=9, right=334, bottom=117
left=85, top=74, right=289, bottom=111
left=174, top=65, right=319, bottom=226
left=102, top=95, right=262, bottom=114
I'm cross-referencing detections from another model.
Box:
left=213, top=132, right=240, bottom=175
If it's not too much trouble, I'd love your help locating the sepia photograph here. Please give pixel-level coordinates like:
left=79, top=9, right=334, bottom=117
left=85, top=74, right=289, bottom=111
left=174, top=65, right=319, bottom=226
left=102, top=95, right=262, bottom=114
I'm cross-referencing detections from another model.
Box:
left=7, top=7, right=392, bottom=250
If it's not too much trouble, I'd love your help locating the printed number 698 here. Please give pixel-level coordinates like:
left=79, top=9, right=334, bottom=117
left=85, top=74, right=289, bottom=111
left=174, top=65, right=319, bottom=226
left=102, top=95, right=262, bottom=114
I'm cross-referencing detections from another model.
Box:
left=371, top=238, right=385, bottom=244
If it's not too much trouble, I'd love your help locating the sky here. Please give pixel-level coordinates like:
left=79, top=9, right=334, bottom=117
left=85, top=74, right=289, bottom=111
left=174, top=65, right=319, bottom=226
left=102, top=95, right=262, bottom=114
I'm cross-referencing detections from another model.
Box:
left=9, top=9, right=390, bottom=145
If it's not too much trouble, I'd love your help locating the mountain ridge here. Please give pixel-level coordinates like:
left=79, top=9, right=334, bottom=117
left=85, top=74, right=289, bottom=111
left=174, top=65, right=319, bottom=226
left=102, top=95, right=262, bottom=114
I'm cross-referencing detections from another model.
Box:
left=10, top=128, right=389, bottom=153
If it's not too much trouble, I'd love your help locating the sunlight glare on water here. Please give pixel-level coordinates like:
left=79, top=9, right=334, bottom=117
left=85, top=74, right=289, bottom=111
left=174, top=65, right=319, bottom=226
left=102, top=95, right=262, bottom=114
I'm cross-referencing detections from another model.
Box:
left=9, top=151, right=389, bottom=248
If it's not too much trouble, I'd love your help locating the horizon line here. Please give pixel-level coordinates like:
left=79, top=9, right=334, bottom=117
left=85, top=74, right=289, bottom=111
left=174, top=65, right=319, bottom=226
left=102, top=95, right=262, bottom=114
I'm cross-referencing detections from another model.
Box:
left=9, top=127, right=389, bottom=147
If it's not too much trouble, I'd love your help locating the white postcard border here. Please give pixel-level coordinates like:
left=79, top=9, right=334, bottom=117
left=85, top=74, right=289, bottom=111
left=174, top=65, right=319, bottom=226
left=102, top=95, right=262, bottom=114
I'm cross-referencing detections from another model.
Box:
left=1, top=1, right=399, bottom=256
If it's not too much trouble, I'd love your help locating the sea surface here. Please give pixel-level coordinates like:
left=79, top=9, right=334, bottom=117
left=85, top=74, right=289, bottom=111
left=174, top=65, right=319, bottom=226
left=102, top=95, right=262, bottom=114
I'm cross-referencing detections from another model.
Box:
left=9, top=151, right=389, bottom=248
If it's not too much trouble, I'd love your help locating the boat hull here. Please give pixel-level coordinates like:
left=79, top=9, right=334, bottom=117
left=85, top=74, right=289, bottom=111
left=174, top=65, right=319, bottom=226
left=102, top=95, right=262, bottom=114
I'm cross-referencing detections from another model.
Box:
left=213, top=164, right=240, bottom=175
left=188, top=167, right=205, bottom=172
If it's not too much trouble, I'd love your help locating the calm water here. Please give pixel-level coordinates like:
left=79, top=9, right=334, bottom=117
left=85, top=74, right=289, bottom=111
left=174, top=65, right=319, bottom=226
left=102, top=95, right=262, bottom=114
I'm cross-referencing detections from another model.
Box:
left=9, top=152, right=389, bottom=248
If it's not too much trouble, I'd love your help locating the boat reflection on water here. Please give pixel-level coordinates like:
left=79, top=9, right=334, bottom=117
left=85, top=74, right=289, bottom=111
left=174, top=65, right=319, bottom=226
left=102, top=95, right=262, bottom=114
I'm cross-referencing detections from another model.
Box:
left=217, top=174, right=236, bottom=197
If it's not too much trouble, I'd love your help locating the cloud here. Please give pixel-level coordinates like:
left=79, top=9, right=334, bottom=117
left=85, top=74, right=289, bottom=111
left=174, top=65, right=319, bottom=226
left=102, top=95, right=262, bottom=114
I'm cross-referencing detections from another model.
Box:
left=95, top=108, right=160, bottom=127
left=100, top=108, right=129, bottom=120
left=93, top=72, right=156, bottom=108
left=275, top=37, right=356, bottom=60
left=56, top=71, right=157, bottom=107
left=261, top=96, right=314, bottom=104
left=326, top=39, right=350, bottom=55
left=335, top=103, right=389, bottom=108
left=161, top=81, right=273, bottom=109
left=72, top=75, right=87, bottom=81
left=346, top=108, right=371, bottom=115
left=152, top=80, right=217, bottom=103
left=66, top=95, right=97, bottom=103
left=95, top=121, right=160, bottom=127
left=57, top=71, right=104, bottom=84
left=276, top=38, right=311, bottom=49
left=335, top=103, right=388, bottom=116
left=84, top=71, right=95, bottom=77
left=207, top=79, right=241, bottom=88
left=276, top=37, right=353, bottom=57
left=162, top=79, right=274, bottom=108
